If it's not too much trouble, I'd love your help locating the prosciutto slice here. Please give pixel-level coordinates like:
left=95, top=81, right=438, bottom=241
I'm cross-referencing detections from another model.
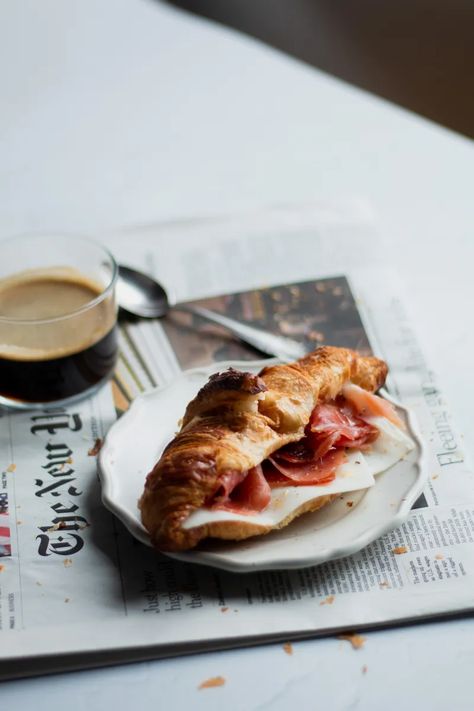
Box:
left=212, top=465, right=271, bottom=513
left=213, top=470, right=247, bottom=504
left=307, top=402, right=379, bottom=457
left=342, top=383, right=405, bottom=429
left=268, top=449, right=346, bottom=486
left=209, top=391, right=381, bottom=514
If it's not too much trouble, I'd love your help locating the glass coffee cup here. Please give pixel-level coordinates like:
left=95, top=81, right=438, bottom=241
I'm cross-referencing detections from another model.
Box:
left=0, top=234, right=118, bottom=409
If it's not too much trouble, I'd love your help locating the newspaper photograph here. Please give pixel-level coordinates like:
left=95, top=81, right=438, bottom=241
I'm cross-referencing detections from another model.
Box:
left=0, top=217, right=472, bottom=679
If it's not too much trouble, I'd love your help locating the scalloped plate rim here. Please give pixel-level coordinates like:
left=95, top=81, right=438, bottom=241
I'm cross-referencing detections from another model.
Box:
left=99, top=359, right=428, bottom=572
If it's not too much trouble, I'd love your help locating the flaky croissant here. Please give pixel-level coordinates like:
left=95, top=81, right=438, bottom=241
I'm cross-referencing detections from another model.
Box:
left=139, top=346, right=388, bottom=551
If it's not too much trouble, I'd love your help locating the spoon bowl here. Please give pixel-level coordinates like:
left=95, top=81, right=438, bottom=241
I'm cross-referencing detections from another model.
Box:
left=117, top=265, right=169, bottom=318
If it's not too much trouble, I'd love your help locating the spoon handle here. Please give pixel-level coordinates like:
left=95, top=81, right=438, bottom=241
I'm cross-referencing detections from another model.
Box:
left=178, top=304, right=307, bottom=361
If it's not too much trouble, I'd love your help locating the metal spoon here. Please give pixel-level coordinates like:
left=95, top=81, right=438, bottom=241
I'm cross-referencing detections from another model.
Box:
left=116, top=265, right=307, bottom=360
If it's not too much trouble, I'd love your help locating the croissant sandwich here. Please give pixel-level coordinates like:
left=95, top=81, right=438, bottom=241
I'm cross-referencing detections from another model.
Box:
left=139, top=346, right=414, bottom=551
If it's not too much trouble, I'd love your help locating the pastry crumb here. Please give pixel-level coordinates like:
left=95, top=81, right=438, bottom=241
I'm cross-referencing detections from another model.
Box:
left=6, top=463, right=16, bottom=473
left=435, top=553, right=444, bottom=560
left=338, top=633, right=366, bottom=650
left=47, top=522, right=67, bottom=532
left=88, top=438, right=103, bottom=456
left=392, top=546, right=408, bottom=555
left=320, top=595, right=336, bottom=606
left=379, top=581, right=390, bottom=588
left=362, top=665, right=368, bottom=674
left=63, top=558, right=73, bottom=567
left=346, top=501, right=354, bottom=508
left=220, top=607, right=229, bottom=613
left=283, top=642, right=293, bottom=655
left=432, top=474, right=439, bottom=480
left=0, top=564, right=5, bottom=573
left=198, top=676, right=226, bottom=690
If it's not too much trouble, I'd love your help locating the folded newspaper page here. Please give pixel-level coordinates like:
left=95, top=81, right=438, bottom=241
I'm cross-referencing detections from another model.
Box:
left=0, top=212, right=471, bottom=679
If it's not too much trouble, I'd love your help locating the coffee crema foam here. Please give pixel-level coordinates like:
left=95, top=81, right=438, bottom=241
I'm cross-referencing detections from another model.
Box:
left=0, top=267, right=116, bottom=361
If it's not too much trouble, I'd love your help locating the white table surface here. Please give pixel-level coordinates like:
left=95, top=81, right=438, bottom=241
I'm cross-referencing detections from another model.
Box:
left=1, top=0, right=473, bottom=708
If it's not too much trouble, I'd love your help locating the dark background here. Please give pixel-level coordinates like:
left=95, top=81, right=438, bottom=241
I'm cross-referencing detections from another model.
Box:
left=167, top=0, right=474, bottom=138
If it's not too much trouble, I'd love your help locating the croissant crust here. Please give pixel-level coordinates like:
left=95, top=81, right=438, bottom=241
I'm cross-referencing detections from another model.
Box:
left=139, top=346, right=388, bottom=551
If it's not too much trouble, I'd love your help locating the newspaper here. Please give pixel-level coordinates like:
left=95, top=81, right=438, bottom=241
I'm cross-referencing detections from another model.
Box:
left=0, top=207, right=472, bottom=679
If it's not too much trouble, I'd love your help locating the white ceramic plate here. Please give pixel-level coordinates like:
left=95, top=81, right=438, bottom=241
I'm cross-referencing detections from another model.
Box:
left=99, top=359, right=428, bottom=573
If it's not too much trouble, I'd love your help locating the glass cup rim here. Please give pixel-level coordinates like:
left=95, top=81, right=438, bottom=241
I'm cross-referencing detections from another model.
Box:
left=0, top=233, right=118, bottom=325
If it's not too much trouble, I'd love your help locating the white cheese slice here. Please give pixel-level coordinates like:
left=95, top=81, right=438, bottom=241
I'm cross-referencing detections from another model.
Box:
left=182, top=416, right=416, bottom=531
left=363, top=416, right=415, bottom=475
left=183, top=450, right=373, bottom=530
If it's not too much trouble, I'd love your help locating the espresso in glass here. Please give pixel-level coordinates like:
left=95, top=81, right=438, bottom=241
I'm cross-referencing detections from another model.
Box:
left=0, top=235, right=118, bottom=409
